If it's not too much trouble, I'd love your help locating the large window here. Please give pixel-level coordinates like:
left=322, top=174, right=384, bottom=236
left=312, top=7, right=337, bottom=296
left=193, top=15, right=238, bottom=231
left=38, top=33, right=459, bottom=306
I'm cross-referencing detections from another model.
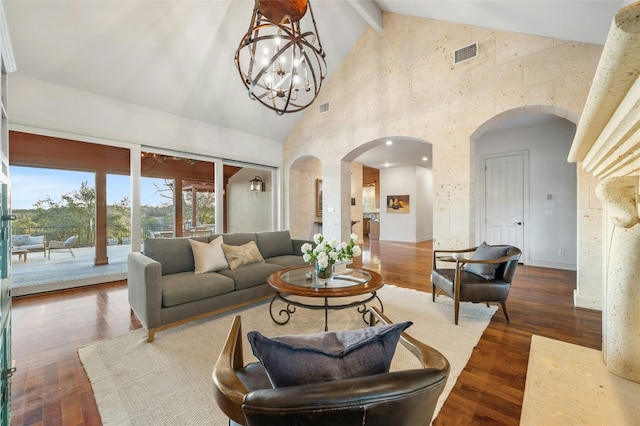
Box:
left=9, top=133, right=277, bottom=294
left=141, top=176, right=175, bottom=239
left=182, top=179, right=215, bottom=235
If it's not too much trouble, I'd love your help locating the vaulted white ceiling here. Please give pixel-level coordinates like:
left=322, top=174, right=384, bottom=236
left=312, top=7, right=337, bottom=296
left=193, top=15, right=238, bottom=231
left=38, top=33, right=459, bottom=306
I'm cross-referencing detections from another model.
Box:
left=3, top=0, right=626, bottom=167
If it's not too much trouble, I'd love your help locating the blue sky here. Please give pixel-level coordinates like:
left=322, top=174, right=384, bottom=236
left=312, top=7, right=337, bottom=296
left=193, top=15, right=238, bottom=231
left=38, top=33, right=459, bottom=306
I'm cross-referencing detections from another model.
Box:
left=10, top=166, right=168, bottom=209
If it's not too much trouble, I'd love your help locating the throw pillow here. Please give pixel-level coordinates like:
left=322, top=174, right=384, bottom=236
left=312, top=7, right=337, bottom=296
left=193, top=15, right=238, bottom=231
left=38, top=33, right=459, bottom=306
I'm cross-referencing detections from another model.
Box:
left=221, top=241, right=265, bottom=270
left=189, top=236, right=228, bottom=274
left=12, top=234, right=30, bottom=246
left=464, top=241, right=509, bottom=280
left=247, top=321, right=412, bottom=388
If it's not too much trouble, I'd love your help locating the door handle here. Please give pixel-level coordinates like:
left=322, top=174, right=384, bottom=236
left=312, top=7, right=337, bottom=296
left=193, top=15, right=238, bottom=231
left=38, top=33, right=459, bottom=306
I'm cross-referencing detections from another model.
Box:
left=1, top=215, right=16, bottom=221
left=516, top=221, right=523, bottom=225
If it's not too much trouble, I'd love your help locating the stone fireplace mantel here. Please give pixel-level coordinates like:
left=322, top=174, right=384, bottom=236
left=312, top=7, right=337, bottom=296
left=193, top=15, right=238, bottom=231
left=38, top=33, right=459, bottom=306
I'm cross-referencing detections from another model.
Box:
left=568, top=1, right=640, bottom=383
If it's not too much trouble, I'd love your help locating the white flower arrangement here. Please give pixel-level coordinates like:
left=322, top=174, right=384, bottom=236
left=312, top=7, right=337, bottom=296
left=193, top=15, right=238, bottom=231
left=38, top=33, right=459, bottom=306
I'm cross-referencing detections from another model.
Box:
left=301, top=233, right=362, bottom=269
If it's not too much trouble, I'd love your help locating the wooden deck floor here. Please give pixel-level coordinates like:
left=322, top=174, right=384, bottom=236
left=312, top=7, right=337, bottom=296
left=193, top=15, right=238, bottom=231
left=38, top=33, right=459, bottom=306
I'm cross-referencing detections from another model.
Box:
left=11, top=245, right=129, bottom=296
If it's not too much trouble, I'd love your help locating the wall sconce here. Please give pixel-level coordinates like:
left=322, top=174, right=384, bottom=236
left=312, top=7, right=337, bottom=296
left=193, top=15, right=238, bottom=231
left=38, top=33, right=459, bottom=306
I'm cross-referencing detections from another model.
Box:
left=249, top=176, right=265, bottom=192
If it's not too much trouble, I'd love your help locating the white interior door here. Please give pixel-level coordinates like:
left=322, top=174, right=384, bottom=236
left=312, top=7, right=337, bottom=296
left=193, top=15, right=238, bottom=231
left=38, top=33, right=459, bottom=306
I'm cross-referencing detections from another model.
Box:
left=484, top=153, right=525, bottom=250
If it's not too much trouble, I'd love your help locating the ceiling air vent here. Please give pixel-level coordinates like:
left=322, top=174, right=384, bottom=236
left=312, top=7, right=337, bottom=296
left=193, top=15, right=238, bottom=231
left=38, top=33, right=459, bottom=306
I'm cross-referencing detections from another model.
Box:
left=319, top=102, right=330, bottom=114
left=453, top=42, right=478, bottom=65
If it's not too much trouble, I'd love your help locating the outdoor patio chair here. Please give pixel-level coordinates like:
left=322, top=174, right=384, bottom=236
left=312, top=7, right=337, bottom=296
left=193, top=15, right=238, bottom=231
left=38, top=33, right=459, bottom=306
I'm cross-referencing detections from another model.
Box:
left=48, top=235, right=78, bottom=259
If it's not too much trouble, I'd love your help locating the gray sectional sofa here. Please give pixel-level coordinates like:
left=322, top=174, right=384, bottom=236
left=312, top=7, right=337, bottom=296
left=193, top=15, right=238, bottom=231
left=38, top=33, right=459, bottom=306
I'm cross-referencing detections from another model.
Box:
left=128, top=230, right=311, bottom=342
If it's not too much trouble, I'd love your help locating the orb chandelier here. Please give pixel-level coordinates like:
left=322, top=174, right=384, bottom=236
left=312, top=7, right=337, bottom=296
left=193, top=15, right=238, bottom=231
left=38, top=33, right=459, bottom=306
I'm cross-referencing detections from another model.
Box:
left=235, top=0, right=327, bottom=115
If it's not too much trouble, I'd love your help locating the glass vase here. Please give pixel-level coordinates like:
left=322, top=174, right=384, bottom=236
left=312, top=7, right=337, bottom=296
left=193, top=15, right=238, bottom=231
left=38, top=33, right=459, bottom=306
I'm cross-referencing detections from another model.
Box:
left=315, top=262, right=332, bottom=283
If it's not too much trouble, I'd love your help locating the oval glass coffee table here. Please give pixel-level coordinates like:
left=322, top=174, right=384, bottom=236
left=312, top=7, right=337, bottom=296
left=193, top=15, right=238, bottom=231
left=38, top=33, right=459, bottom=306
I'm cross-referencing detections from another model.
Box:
left=267, top=265, right=384, bottom=331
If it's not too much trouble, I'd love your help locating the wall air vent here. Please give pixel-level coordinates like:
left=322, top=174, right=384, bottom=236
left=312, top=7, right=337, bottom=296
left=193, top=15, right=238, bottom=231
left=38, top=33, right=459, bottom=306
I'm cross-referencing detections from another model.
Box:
left=453, top=42, right=478, bottom=65
left=319, top=102, right=330, bottom=114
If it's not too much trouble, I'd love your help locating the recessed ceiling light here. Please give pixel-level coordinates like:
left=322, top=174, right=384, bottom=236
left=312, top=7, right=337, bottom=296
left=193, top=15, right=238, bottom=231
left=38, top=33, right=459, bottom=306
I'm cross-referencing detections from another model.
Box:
left=422, top=157, right=428, bottom=161
left=385, top=140, right=393, bottom=146
left=384, top=162, right=390, bottom=167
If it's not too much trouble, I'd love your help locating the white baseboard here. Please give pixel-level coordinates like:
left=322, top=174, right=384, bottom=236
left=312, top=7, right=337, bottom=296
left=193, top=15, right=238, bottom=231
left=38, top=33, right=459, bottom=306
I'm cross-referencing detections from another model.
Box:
left=526, top=260, right=576, bottom=271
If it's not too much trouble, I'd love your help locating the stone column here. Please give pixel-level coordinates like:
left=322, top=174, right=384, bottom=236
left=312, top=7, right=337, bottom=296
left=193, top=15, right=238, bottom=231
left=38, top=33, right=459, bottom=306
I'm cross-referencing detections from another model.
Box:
left=596, top=176, right=640, bottom=382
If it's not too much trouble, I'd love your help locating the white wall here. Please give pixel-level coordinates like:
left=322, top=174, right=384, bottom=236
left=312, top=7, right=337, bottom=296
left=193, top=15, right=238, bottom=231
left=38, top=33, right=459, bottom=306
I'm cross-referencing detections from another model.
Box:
left=9, top=74, right=284, bottom=167
left=227, top=169, right=273, bottom=233
left=9, top=74, right=286, bottom=237
left=379, top=165, right=433, bottom=242
left=475, top=116, right=577, bottom=269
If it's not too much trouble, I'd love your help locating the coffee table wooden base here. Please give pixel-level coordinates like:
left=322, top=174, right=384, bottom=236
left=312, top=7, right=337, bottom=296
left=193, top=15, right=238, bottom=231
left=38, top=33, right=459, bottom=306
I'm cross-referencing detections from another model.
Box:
left=269, top=291, right=384, bottom=332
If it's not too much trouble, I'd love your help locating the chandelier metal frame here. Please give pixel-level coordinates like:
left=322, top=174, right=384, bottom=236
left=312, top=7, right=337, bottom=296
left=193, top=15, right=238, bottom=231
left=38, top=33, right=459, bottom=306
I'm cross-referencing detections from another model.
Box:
left=235, top=0, right=327, bottom=115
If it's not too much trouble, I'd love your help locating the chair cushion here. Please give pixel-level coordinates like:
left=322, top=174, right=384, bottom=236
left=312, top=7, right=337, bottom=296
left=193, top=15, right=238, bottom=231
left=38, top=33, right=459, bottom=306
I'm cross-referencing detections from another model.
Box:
left=189, top=236, right=228, bottom=274
left=464, top=242, right=508, bottom=280
left=222, top=241, right=265, bottom=270
left=64, top=235, right=77, bottom=245
left=247, top=321, right=412, bottom=388
left=29, top=235, right=45, bottom=244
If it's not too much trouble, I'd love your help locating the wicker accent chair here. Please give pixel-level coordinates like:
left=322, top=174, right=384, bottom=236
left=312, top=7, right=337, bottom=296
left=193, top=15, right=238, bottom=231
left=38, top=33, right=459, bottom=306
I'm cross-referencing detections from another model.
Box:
left=47, top=235, right=78, bottom=259
left=212, top=307, right=450, bottom=426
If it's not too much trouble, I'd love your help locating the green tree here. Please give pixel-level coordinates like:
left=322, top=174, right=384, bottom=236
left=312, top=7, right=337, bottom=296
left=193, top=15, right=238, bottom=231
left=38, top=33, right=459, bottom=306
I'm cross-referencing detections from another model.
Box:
left=27, top=180, right=132, bottom=246
left=12, top=210, right=38, bottom=234
left=107, top=197, right=131, bottom=244
left=30, top=181, right=96, bottom=244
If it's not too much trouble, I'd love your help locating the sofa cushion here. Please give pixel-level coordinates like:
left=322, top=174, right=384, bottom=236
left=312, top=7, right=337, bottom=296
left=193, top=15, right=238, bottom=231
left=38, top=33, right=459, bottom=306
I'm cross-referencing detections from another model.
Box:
left=30, top=235, right=45, bottom=244
left=265, top=255, right=308, bottom=268
left=464, top=242, right=509, bottom=280
left=221, top=232, right=257, bottom=246
left=217, top=262, right=282, bottom=290
left=144, top=236, right=209, bottom=275
left=12, top=234, right=30, bottom=246
left=222, top=241, right=265, bottom=270
left=161, top=271, right=235, bottom=307
left=255, top=230, right=294, bottom=259
left=189, top=236, right=228, bottom=274
left=247, top=321, right=412, bottom=388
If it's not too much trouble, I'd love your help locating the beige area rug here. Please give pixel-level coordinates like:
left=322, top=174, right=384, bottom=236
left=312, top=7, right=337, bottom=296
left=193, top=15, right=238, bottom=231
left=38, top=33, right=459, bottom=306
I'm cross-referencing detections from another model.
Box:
left=78, top=285, right=496, bottom=426
left=521, top=335, right=640, bottom=425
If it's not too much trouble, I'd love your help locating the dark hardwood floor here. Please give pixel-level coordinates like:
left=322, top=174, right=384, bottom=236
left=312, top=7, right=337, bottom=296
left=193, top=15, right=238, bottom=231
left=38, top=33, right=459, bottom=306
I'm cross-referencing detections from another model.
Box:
left=11, top=239, right=601, bottom=425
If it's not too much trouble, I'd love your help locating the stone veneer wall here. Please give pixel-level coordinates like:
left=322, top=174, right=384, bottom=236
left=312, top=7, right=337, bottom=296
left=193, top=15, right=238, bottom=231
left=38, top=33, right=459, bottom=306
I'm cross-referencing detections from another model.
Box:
left=289, top=156, right=322, bottom=239
left=283, top=13, right=604, bottom=308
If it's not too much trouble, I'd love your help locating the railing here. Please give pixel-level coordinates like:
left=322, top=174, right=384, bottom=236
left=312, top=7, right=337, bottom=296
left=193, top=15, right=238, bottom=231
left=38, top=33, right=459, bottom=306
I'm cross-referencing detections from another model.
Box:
left=11, top=224, right=176, bottom=247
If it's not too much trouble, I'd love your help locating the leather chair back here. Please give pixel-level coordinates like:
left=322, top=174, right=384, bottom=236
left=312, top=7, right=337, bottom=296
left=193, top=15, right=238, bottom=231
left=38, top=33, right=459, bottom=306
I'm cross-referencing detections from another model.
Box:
left=241, top=369, right=447, bottom=426
left=494, top=246, right=522, bottom=283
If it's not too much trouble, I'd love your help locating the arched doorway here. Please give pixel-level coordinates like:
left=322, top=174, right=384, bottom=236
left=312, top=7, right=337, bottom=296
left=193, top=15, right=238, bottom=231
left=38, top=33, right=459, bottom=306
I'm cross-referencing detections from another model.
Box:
left=472, top=108, right=578, bottom=270
left=343, top=137, right=433, bottom=243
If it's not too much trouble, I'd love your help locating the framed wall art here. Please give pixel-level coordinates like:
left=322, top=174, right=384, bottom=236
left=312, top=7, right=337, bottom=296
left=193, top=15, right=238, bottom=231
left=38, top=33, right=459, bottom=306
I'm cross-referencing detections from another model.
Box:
left=316, top=179, right=323, bottom=216
left=386, top=195, right=410, bottom=213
